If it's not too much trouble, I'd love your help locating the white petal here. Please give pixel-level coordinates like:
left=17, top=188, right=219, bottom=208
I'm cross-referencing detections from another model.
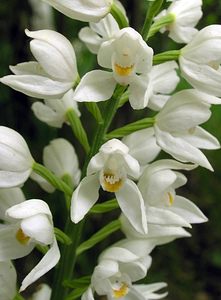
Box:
left=87, top=153, right=105, bottom=175
left=100, top=246, right=139, bottom=262
left=0, top=74, right=72, bottom=99
left=82, top=287, right=95, bottom=300
left=6, top=199, right=52, bottom=220
left=10, top=61, right=47, bottom=76
left=21, top=214, right=54, bottom=245
left=0, top=261, right=17, bottom=300
left=128, top=75, right=151, bottom=109
left=20, top=238, right=60, bottom=292
left=0, top=169, right=31, bottom=188
left=31, top=284, right=52, bottom=300
left=0, top=187, right=26, bottom=221
left=71, top=174, right=100, bottom=223
left=73, top=70, right=116, bottom=102
left=170, top=195, right=208, bottom=223
left=121, top=153, right=140, bottom=179
left=181, top=126, right=220, bottom=149
left=0, top=224, right=34, bottom=261
left=123, top=128, right=161, bottom=166
left=79, top=27, right=103, bottom=54
left=179, top=57, right=221, bottom=97
left=26, top=29, right=78, bottom=81
left=42, top=0, right=112, bottom=22
left=146, top=206, right=191, bottom=227
left=116, top=179, right=147, bottom=234
left=155, top=126, right=213, bottom=170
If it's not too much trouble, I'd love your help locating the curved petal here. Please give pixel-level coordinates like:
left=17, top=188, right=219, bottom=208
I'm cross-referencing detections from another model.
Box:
left=100, top=247, right=139, bottom=262
left=0, top=74, right=72, bottom=99
left=116, top=179, right=147, bottom=234
left=31, top=284, right=52, bottom=300
left=181, top=126, right=220, bottom=149
left=73, top=70, right=116, bottom=102
left=71, top=174, right=100, bottom=223
left=155, top=125, right=213, bottom=171
left=20, top=238, right=60, bottom=292
left=0, top=169, right=31, bottom=188
left=6, top=199, right=52, bottom=220
left=128, top=75, right=151, bottom=109
left=87, top=153, right=105, bottom=175
left=79, top=27, right=103, bottom=54
left=170, top=195, right=208, bottom=223
left=146, top=206, right=191, bottom=227
left=82, top=287, right=95, bottom=300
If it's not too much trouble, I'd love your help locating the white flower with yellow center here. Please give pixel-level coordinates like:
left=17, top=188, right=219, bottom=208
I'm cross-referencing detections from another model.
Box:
left=0, top=199, right=60, bottom=292
left=82, top=239, right=157, bottom=300
left=73, top=27, right=153, bottom=109
left=0, top=29, right=79, bottom=99
left=155, top=0, right=202, bottom=43
left=71, top=139, right=147, bottom=234
left=179, top=25, right=221, bottom=96
left=137, top=159, right=208, bottom=228
left=0, top=126, right=34, bottom=188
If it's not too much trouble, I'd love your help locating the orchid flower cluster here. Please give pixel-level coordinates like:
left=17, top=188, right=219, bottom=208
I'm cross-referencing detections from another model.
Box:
left=0, top=0, right=220, bottom=299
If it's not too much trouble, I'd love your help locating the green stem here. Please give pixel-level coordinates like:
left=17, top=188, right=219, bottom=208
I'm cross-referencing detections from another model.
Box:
left=14, top=293, right=25, bottom=300
left=66, top=109, right=90, bottom=154
left=141, top=0, right=164, bottom=41
left=51, top=84, right=126, bottom=300
left=106, top=117, right=155, bottom=139
left=32, top=162, right=73, bottom=197
left=147, top=13, right=175, bottom=39
left=110, top=2, right=129, bottom=29
left=153, top=50, right=181, bottom=65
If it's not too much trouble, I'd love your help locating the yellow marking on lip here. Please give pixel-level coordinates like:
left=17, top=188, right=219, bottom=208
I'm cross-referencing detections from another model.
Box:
left=114, top=63, right=134, bottom=76
left=103, top=173, right=123, bottom=192
left=16, top=228, right=30, bottom=245
left=168, top=192, right=174, bottom=206
left=113, top=283, right=129, bottom=298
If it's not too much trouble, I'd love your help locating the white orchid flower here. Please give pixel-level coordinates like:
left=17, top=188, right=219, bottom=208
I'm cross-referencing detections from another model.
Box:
left=154, top=89, right=221, bottom=170
left=138, top=159, right=208, bottom=228
left=147, top=61, right=180, bottom=111
left=179, top=25, right=221, bottom=96
left=31, top=284, right=51, bottom=300
left=0, top=261, right=17, bottom=300
left=29, top=0, right=54, bottom=30
left=0, top=29, right=79, bottom=99
left=31, top=138, right=81, bottom=193
left=0, top=126, right=34, bottom=188
left=73, top=27, right=153, bottom=109
left=79, top=14, right=120, bottom=54
left=155, top=0, right=202, bottom=43
left=42, top=0, right=113, bottom=22
left=82, top=239, right=155, bottom=300
left=123, top=128, right=161, bottom=167
left=32, top=89, right=80, bottom=128
left=0, top=199, right=60, bottom=292
left=71, top=138, right=147, bottom=234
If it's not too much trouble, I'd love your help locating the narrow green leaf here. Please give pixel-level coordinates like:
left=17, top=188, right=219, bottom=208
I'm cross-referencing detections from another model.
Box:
left=66, top=109, right=90, bottom=154
left=65, top=287, right=88, bottom=300
left=63, top=276, right=91, bottom=288
left=76, top=219, right=121, bottom=256
left=118, top=90, right=129, bottom=108
left=106, top=117, right=155, bottom=139
left=90, top=199, right=119, bottom=214
left=54, top=227, right=72, bottom=245
left=153, top=50, right=181, bottom=65
left=85, top=102, right=103, bottom=124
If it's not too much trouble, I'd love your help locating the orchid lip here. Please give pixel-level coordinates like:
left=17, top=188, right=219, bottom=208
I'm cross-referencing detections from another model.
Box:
left=114, top=63, right=134, bottom=76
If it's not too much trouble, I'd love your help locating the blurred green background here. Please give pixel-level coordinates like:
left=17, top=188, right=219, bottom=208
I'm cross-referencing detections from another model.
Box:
left=0, top=0, right=221, bottom=299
